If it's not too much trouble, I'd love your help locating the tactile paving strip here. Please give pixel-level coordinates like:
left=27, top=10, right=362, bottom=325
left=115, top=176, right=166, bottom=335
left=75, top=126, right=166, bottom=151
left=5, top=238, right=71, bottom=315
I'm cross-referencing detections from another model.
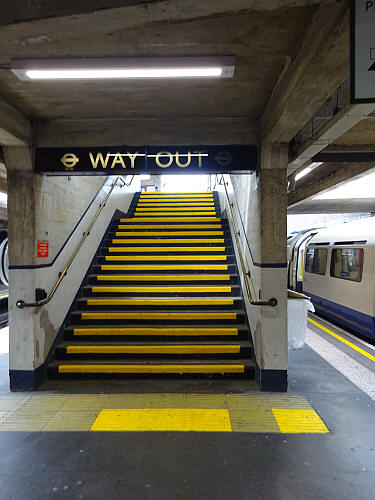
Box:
left=0, top=393, right=329, bottom=433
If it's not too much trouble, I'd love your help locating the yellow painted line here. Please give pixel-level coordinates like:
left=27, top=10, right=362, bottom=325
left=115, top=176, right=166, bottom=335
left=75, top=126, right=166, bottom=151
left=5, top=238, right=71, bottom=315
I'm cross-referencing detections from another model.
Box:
left=73, top=327, right=238, bottom=336
left=58, top=364, right=244, bottom=374
left=108, top=246, right=226, bottom=252
left=66, top=345, right=241, bottom=354
left=120, top=217, right=221, bottom=222
left=81, top=311, right=236, bottom=320
left=0, top=292, right=8, bottom=298
left=91, top=408, right=232, bottom=432
left=86, top=298, right=234, bottom=306
left=91, top=285, right=232, bottom=293
left=105, top=255, right=227, bottom=261
left=272, top=409, right=329, bottom=433
left=307, top=317, right=375, bottom=362
left=118, top=224, right=222, bottom=229
left=111, top=238, right=225, bottom=244
left=136, top=206, right=216, bottom=212
left=96, top=274, right=230, bottom=281
left=115, top=231, right=224, bottom=237
left=100, top=264, right=228, bottom=271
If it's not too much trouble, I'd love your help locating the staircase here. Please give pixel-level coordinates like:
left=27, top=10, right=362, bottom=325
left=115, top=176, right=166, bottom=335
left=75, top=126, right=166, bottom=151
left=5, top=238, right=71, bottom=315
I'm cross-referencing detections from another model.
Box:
left=48, top=191, right=255, bottom=379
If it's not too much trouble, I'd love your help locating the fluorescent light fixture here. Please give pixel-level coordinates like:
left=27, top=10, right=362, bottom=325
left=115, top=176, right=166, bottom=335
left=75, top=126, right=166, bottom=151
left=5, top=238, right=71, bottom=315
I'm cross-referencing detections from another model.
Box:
left=295, top=162, right=323, bottom=181
left=140, top=174, right=151, bottom=180
left=11, top=57, right=235, bottom=81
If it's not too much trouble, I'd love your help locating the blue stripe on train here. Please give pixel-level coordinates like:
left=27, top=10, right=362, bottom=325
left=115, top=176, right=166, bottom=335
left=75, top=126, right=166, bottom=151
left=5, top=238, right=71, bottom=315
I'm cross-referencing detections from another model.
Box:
left=307, top=292, right=375, bottom=341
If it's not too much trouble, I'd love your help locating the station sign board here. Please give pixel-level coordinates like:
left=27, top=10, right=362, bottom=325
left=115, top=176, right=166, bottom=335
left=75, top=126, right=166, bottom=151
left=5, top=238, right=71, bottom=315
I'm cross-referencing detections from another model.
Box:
left=351, top=0, right=375, bottom=102
left=35, top=145, right=258, bottom=175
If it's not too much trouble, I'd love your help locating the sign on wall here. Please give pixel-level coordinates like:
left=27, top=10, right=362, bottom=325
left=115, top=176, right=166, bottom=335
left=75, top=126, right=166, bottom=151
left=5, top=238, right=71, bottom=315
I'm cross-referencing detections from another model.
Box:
left=351, top=0, right=375, bottom=102
left=37, top=240, right=49, bottom=258
left=35, top=145, right=258, bottom=175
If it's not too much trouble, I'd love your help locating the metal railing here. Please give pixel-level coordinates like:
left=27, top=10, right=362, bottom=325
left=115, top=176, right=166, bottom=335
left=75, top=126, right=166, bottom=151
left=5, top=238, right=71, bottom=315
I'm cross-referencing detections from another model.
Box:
left=218, top=175, right=277, bottom=307
left=16, top=176, right=129, bottom=309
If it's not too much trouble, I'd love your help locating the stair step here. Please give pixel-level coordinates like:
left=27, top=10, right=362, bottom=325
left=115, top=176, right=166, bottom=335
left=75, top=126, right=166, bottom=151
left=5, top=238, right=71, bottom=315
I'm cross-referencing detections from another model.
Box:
left=105, top=246, right=227, bottom=253
left=119, top=217, right=221, bottom=222
left=117, top=224, right=223, bottom=230
left=57, top=341, right=250, bottom=355
left=78, top=297, right=243, bottom=310
left=51, top=360, right=253, bottom=375
left=111, top=231, right=226, bottom=236
left=74, top=311, right=243, bottom=322
left=95, top=264, right=233, bottom=272
left=66, top=325, right=245, bottom=337
left=109, top=238, right=227, bottom=244
left=90, top=274, right=235, bottom=283
left=83, top=285, right=240, bottom=296
left=100, top=255, right=231, bottom=262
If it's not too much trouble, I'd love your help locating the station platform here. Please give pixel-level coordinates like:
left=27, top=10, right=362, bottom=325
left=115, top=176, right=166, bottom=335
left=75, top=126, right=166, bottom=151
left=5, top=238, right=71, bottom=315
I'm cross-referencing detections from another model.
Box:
left=0, top=318, right=374, bottom=499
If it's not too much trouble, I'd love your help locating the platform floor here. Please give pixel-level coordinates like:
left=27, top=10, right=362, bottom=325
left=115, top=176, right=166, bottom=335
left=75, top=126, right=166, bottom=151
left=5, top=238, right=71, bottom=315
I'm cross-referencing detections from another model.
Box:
left=0, top=319, right=374, bottom=499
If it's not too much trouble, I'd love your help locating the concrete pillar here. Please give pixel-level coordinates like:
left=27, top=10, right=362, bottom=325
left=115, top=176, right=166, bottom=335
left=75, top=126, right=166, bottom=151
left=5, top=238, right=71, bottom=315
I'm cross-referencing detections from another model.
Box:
left=3, top=146, right=39, bottom=389
left=256, top=143, right=288, bottom=391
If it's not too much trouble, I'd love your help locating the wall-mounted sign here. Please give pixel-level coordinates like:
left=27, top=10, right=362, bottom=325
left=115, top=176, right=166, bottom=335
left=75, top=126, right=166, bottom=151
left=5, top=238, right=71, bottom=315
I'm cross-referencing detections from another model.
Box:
left=37, top=240, right=49, bottom=258
left=35, top=145, right=257, bottom=175
left=351, top=0, right=375, bottom=102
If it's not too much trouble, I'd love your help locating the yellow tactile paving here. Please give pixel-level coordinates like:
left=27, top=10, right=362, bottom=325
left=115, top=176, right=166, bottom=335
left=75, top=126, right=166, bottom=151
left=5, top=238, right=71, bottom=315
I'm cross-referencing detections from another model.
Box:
left=272, top=409, right=329, bottom=434
left=107, top=246, right=226, bottom=253
left=0, top=393, right=329, bottom=433
left=91, top=409, right=232, bottom=432
left=86, top=298, right=234, bottom=306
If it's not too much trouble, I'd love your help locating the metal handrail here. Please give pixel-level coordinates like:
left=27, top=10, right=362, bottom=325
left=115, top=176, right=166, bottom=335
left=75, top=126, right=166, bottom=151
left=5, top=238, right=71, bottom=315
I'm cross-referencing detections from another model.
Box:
left=219, top=175, right=277, bottom=307
left=16, top=176, right=127, bottom=309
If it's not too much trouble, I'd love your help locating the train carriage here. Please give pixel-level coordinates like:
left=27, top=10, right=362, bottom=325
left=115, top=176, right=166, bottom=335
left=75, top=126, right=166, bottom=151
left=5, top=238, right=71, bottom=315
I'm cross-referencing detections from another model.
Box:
left=298, top=218, right=375, bottom=342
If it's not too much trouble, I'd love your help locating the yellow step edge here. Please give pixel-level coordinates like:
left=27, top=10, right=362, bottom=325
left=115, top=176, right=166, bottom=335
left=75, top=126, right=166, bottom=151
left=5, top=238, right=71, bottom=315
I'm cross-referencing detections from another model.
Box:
left=96, top=274, right=230, bottom=281
left=73, top=327, right=238, bottom=336
left=136, top=207, right=216, bottom=212
left=120, top=218, right=221, bottom=222
left=117, top=224, right=222, bottom=229
left=111, top=239, right=225, bottom=244
left=140, top=192, right=212, bottom=196
left=58, top=364, right=244, bottom=374
left=133, top=213, right=217, bottom=217
left=120, top=218, right=221, bottom=223
left=115, top=231, right=224, bottom=236
left=100, top=264, right=228, bottom=270
left=105, top=255, right=227, bottom=261
left=81, top=312, right=236, bottom=320
left=108, top=246, right=226, bottom=253
left=91, top=285, right=232, bottom=293
left=66, top=345, right=241, bottom=354
left=137, top=203, right=214, bottom=206
left=86, top=298, right=234, bottom=305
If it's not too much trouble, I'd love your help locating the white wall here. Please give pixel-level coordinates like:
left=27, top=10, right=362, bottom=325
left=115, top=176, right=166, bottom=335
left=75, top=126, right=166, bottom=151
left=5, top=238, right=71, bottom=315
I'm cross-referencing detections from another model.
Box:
left=8, top=173, right=140, bottom=373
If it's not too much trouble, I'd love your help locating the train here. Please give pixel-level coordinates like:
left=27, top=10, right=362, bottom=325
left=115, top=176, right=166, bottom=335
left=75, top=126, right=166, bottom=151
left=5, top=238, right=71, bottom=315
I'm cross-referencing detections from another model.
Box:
left=288, top=217, right=375, bottom=343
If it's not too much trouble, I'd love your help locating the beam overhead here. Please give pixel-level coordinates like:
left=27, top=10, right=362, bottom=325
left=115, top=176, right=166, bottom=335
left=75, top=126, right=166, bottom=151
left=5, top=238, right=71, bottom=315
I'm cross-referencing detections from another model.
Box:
left=288, top=162, right=375, bottom=207
left=261, top=2, right=349, bottom=144
left=0, top=97, right=32, bottom=146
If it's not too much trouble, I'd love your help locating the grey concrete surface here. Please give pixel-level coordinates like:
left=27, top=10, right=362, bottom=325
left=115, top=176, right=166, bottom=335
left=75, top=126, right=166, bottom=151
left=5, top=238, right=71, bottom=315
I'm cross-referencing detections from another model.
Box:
left=0, top=343, right=374, bottom=499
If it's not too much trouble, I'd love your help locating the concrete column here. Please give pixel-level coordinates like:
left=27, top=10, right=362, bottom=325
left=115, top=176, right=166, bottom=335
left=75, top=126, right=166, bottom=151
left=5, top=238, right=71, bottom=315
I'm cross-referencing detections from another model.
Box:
left=3, top=146, right=39, bottom=389
left=256, top=143, right=288, bottom=391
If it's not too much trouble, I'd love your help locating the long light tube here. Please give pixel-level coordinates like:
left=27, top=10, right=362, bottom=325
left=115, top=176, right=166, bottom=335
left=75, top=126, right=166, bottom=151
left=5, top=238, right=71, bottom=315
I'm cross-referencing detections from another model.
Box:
left=25, top=67, right=223, bottom=80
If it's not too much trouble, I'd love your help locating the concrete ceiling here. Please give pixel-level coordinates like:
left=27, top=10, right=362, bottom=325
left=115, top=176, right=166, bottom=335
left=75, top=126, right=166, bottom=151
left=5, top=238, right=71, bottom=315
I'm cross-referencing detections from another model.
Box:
left=2, top=0, right=375, bottom=211
left=0, top=5, right=316, bottom=122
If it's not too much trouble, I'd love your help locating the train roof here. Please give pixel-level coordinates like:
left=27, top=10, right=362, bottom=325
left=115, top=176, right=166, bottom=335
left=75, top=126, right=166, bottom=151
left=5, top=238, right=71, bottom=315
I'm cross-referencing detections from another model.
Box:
left=308, top=217, right=375, bottom=246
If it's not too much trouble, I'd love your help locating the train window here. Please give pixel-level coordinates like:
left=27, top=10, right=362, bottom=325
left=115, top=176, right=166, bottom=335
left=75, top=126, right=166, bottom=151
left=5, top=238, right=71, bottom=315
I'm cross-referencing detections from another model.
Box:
left=330, top=248, right=364, bottom=282
left=305, top=247, right=327, bottom=275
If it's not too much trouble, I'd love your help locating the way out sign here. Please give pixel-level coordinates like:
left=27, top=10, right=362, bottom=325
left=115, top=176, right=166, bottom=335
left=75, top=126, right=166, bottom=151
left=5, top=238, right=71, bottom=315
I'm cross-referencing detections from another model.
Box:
left=351, top=0, right=375, bottom=102
left=37, top=240, right=49, bottom=258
